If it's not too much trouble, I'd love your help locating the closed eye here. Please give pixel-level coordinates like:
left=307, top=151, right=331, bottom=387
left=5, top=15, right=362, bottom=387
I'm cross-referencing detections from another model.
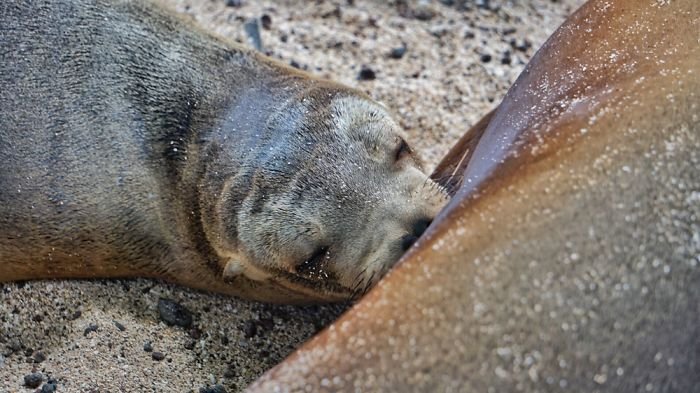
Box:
left=395, top=138, right=411, bottom=162
left=296, top=246, right=330, bottom=277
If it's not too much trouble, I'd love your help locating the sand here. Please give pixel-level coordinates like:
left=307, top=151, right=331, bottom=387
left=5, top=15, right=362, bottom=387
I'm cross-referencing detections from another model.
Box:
left=0, top=0, right=583, bottom=391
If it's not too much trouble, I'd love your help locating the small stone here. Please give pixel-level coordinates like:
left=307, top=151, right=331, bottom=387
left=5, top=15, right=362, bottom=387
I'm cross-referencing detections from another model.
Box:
left=357, top=66, right=376, bottom=81
left=151, top=351, right=165, bottom=361
left=242, top=320, right=257, bottom=338
left=23, top=372, right=43, bottom=388
left=389, top=46, right=407, bottom=59
left=113, top=320, right=126, bottom=331
left=157, top=298, right=193, bottom=328
left=260, top=14, right=272, bottom=30
left=257, top=317, right=274, bottom=331
left=83, top=323, right=98, bottom=336
left=32, top=351, right=47, bottom=363
left=188, top=327, right=202, bottom=339
left=480, top=54, right=492, bottom=63
left=200, top=384, right=227, bottom=393
left=223, top=365, right=236, bottom=378
left=413, top=5, right=435, bottom=21
left=501, top=52, right=512, bottom=65
left=476, top=0, right=492, bottom=10
left=224, top=0, right=242, bottom=7
left=41, top=379, right=58, bottom=393
left=143, top=341, right=153, bottom=352
left=184, top=339, right=196, bottom=350
left=510, top=37, right=532, bottom=52
left=69, top=310, right=82, bottom=320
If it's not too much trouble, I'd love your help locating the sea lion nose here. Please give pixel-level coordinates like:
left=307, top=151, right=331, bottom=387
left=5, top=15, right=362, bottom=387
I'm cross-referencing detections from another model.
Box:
left=413, top=218, right=431, bottom=238
left=400, top=218, right=433, bottom=251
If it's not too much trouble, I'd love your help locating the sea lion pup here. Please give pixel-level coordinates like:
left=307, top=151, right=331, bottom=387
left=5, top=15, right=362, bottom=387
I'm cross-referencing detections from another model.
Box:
left=0, top=0, right=447, bottom=303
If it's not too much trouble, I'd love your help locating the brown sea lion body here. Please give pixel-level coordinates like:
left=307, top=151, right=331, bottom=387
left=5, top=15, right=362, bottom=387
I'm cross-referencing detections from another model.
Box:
left=0, top=0, right=446, bottom=303
left=250, top=0, right=700, bottom=390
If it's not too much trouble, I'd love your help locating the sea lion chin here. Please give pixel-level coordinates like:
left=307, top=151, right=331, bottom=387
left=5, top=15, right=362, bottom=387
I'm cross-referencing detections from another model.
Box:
left=0, top=0, right=448, bottom=303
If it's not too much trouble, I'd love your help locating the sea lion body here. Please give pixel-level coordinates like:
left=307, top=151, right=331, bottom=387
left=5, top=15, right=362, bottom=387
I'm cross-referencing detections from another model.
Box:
left=0, top=0, right=446, bottom=303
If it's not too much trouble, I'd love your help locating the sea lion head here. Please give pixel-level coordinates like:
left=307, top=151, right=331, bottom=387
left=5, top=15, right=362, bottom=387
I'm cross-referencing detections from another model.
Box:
left=205, top=86, right=448, bottom=303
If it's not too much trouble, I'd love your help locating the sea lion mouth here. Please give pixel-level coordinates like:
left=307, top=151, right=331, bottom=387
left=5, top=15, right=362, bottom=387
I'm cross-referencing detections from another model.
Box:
left=266, top=268, right=354, bottom=302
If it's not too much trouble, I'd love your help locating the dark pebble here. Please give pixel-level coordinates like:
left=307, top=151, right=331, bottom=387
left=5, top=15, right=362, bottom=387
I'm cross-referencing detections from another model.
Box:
left=188, top=327, right=202, bottom=339
left=223, top=365, right=236, bottom=378
left=480, top=54, right=492, bottom=63
left=200, top=384, right=227, bottom=393
left=389, top=46, right=407, bottom=59
left=157, top=298, right=193, bottom=328
left=476, top=0, right=492, bottom=10
left=32, top=351, right=47, bottom=363
left=23, top=372, right=43, bottom=388
left=357, top=66, right=376, bottom=81
left=32, top=314, right=43, bottom=322
left=184, top=339, right=196, bottom=350
left=260, top=14, right=272, bottom=30
left=113, top=320, right=126, bottom=331
left=510, top=37, right=532, bottom=52
left=41, top=379, right=58, bottom=393
left=242, top=320, right=257, bottom=338
left=257, top=317, right=274, bottom=331
left=220, top=335, right=229, bottom=345
left=83, top=323, right=98, bottom=336
left=151, top=351, right=165, bottom=361
left=413, top=6, right=435, bottom=21
left=289, top=60, right=301, bottom=69
left=143, top=341, right=153, bottom=352
left=69, top=310, right=82, bottom=320
left=224, top=0, right=242, bottom=7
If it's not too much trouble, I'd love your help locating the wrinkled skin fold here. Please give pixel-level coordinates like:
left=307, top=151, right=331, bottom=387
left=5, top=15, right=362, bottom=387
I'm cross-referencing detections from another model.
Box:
left=248, top=0, right=700, bottom=391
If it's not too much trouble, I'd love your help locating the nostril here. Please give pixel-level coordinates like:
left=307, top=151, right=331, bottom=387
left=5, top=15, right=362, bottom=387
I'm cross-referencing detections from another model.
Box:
left=400, top=234, right=418, bottom=252
left=413, top=218, right=432, bottom=237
